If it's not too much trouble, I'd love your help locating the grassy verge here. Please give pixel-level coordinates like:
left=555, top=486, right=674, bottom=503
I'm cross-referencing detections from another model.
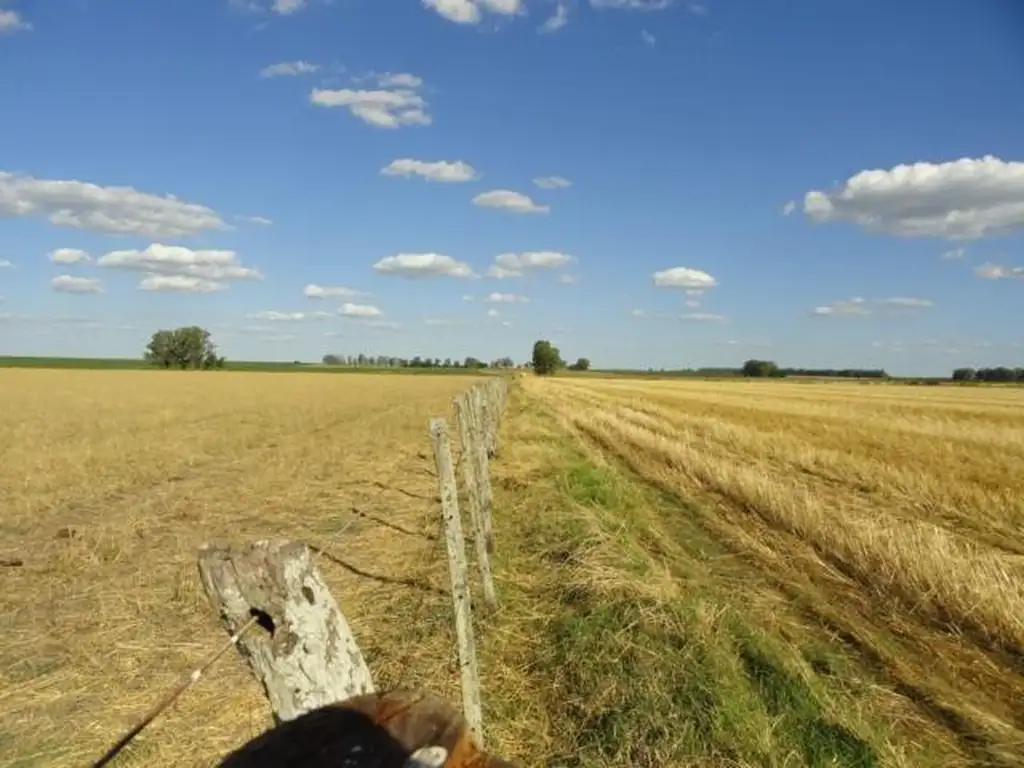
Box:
left=478, top=383, right=972, bottom=767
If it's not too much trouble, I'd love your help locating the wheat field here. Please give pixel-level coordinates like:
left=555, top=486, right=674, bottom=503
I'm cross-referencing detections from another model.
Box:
left=492, top=375, right=1024, bottom=766
left=0, top=369, right=478, bottom=767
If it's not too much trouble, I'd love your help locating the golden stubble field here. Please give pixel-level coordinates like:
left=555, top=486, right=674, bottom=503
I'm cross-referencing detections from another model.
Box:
left=0, top=369, right=479, bottom=767
left=520, top=375, right=1024, bottom=763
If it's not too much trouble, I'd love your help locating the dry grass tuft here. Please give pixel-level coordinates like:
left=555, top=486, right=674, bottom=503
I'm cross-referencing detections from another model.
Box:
left=0, top=369, right=477, bottom=767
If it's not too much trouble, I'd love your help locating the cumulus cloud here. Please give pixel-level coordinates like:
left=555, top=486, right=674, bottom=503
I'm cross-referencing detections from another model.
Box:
left=641, top=29, right=656, bottom=45
left=424, top=0, right=523, bottom=24
left=652, top=267, right=717, bottom=290
left=539, top=2, right=568, bottom=32
left=139, top=275, right=225, bottom=293
left=49, top=248, right=90, bottom=264
left=490, top=251, right=576, bottom=277
left=533, top=175, right=572, bottom=189
left=941, top=247, right=966, bottom=260
left=0, top=9, right=31, bottom=33
left=98, top=244, right=262, bottom=292
left=260, top=60, right=319, bottom=78
left=51, top=275, right=103, bottom=294
left=809, top=297, right=869, bottom=316
left=339, top=302, right=382, bottom=318
left=558, top=273, right=580, bottom=284
left=311, top=75, right=431, bottom=128
left=381, top=159, right=479, bottom=182
left=781, top=200, right=796, bottom=216
left=0, top=171, right=227, bottom=237
left=304, top=284, right=367, bottom=298
left=373, top=252, right=476, bottom=279
left=803, top=155, right=1024, bottom=240
left=472, top=190, right=549, bottom=214
left=975, top=262, right=1024, bottom=279
left=485, top=292, right=529, bottom=303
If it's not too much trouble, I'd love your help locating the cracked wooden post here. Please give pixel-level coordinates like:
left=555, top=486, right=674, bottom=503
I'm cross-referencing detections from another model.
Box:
left=429, top=417, right=484, bottom=745
left=467, top=391, right=496, bottom=557
left=197, top=539, right=375, bottom=724
left=455, top=393, right=498, bottom=610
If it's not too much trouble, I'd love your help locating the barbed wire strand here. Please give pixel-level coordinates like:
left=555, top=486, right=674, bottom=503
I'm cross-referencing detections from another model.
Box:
left=89, top=512, right=362, bottom=768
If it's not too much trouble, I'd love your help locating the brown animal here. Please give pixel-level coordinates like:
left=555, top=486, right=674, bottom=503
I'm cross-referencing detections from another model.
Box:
left=217, top=689, right=514, bottom=768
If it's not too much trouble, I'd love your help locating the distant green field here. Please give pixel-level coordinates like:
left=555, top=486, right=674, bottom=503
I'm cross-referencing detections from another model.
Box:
left=0, top=356, right=490, bottom=374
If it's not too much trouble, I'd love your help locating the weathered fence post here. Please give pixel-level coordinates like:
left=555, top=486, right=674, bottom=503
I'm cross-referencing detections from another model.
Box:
left=429, top=418, right=485, bottom=745
left=467, top=391, right=496, bottom=556
left=454, top=393, right=498, bottom=610
left=197, top=539, right=374, bottom=723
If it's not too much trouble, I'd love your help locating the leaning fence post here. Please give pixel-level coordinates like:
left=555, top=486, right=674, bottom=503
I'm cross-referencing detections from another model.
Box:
left=429, top=418, right=484, bottom=745
left=197, top=539, right=375, bottom=723
left=454, top=394, right=498, bottom=609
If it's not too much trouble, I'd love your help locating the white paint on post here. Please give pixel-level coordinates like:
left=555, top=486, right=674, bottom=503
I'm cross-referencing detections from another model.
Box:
left=197, top=539, right=375, bottom=723
left=429, top=417, right=484, bottom=745
left=455, top=393, right=498, bottom=609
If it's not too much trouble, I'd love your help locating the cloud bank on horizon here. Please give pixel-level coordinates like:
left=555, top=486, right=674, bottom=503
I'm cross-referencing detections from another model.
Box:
left=0, top=0, right=1020, bottom=374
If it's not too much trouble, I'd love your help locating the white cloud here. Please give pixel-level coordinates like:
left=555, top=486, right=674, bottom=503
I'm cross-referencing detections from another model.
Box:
left=339, top=302, right=382, bottom=318
left=589, top=0, right=672, bottom=10
left=98, top=244, right=261, bottom=284
left=685, top=298, right=700, bottom=307
left=260, top=60, right=319, bottom=78
left=652, top=267, right=717, bottom=289
left=0, top=259, right=11, bottom=268
left=139, top=275, right=225, bottom=293
left=49, top=248, right=91, bottom=264
left=462, top=294, right=475, bottom=301
left=558, top=273, right=579, bottom=284
left=425, top=317, right=463, bottom=326
left=804, top=155, right=1024, bottom=240
left=492, top=251, right=576, bottom=274
left=533, top=175, right=572, bottom=189
left=641, top=29, right=656, bottom=45
left=941, top=247, right=966, bottom=260
left=423, top=0, right=523, bottom=24
left=631, top=308, right=646, bottom=317
left=472, top=189, right=549, bottom=214
left=272, top=0, right=305, bottom=14
left=485, top=292, right=529, bottom=303
left=98, top=244, right=260, bottom=292
left=304, top=283, right=366, bottom=298
left=0, top=9, right=31, bottom=33
left=975, top=262, right=1024, bottom=280
left=810, top=297, right=869, bottom=317
left=373, top=252, right=476, bottom=279
left=539, top=3, right=568, bottom=32
left=781, top=200, right=796, bottom=216
left=248, top=310, right=333, bottom=321
left=51, top=275, right=103, bottom=294
left=381, top=159, right=479, bottom=182
left=687, top=2, right=707, bottom=15
left=487, top=308, right=500, bottom=317
left=311, top=77, right=431, bottom=128
left=0, top=171, right=227, bottom=237
left=361, top=319, right=402, bottom=330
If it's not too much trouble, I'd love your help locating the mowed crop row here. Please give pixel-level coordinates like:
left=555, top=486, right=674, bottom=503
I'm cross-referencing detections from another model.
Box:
left=0, top=369, right=477, bottom=767
left=521, top=375, right=1024, bottom=764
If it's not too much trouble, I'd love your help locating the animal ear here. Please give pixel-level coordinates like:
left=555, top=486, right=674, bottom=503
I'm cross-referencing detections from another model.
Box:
left=404, top=746, right=448, bottom=767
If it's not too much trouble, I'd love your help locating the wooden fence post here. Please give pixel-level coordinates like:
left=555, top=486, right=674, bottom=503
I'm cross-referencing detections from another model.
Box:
left=466, top=392, right=496, bottom=556
left=454, top=393, right=498, bottom=610
left=429, top=418, right=484, bottom=745
left=197, top=539, right=375, bottom=724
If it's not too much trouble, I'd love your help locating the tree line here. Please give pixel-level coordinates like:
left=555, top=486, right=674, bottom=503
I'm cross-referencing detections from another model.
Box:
left=952, top=367, right=1024, bottom=382
left=321, top=354, right=518, bottom=369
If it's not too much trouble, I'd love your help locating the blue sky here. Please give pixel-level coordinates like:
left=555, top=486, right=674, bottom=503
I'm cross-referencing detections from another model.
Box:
left=1, top=0, right=1022, bottom=374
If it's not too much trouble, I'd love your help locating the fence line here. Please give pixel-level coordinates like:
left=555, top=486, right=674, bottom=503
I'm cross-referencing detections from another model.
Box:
left=89, top=375, right=512, bottom=766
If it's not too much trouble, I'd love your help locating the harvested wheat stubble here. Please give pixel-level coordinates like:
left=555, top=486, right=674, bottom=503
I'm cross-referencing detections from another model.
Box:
left=521, top=376, right=1024, bottom=765
left=0, top=369, right=482, bottom=767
